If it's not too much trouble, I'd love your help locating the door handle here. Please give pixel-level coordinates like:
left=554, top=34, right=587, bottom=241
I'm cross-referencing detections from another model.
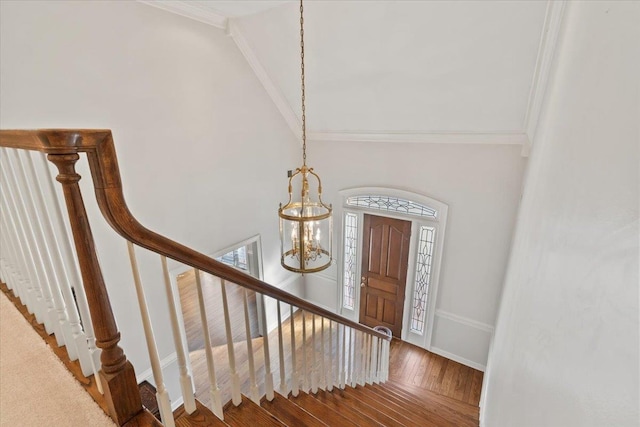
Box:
left=360, top=276, right=366, bottom=288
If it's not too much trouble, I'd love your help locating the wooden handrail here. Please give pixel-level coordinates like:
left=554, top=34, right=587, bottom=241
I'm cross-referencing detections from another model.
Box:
left=0, top=129, right=390, bottom=342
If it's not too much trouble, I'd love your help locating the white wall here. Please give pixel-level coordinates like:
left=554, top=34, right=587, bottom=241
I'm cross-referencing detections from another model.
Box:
left=482, top=2, right=639, bottom=426
left=0, top=0, right=300, bottom=402
left=306, top=141, right=526, bottom=369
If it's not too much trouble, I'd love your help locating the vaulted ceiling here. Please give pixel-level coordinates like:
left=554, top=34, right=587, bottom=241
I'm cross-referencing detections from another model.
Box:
left=139, top=1, right=565, bottom=150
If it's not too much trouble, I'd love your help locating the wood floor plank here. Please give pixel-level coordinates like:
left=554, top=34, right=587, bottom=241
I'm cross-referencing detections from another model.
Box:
left=224, top=396, right=286, bottom=427
left=174, top=400, right=228, bottom=427
left=313, top=389, right=384, bottom=427
left=260, top=392, right=328, bottom=427
left=469, top=370, right=484, bottom=406
left=290, top=391, right=361, bottom=427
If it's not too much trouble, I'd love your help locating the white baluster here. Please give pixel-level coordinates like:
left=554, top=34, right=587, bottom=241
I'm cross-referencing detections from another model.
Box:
left=0, top=228, right=19, bottom=295
left=7, top=149, right=60, bottom=338
left=340, top=324, right=346, bottom=389
left=319, top=317, right=326, bottom=390
left=260, top=294, right=274, bottom=401
left=0, top=159, right=46, bottom=325
left=327, top=320, right=333, bottom=391
left=160, top=256, right=196, bottom=413
left=21, top=150, right=77, bottom=354
left=359, top=332, right=366, bottom=386
left=301, top=310, right=309, bottom=392
left=311, top=314, right=317, bottom=393
left=351, top=330, right=358, bottom=387
left=0, top=215, right=24, bottom=300
left=366, top=334, right=372, bottom=384
left=290, top=305, right=299, bottom=397
left=364, top=333, right=370, bottom=385
left=243, top=288, right=260, bottom=404
left=127, top=243, right=174, bottom=427
left=354, top=331, right=364, bottom=385
left=276, top=301, right=287, bottom=395
left=194, top=270, right=223, bottom=418
left=220, top=279, right=241, bottom=406
left=383, top=338, right=390, bottom=381
left=36, top=152, right=99, bottom=381
left=371, top=336, right=379, bottom=384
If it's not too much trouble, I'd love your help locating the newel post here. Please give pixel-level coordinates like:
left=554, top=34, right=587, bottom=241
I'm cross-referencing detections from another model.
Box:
left=47, top=153, right=142, bottom=425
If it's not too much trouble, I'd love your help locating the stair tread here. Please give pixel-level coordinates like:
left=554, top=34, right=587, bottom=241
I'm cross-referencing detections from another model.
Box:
left=370, top=383, right=478, bottom=427
left=261, top=392, right=328, bottom=427
left=174, top=400, right=228, bottom=427
left=315, top=386, right=407, bottom=427
left=345, top=385, right=433, bottom=427
left=386, top=380, right=479, bottom=421
left=289, top=390, right=360, bottom=427
left=313, top=389, right=384, bottom=427
left=364, top=384, right=463, bottom=427
left=224, top=395, right=286, bottom=427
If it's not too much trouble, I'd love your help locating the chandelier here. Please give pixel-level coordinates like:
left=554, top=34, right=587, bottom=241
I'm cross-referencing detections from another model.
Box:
left=279, top=0, right=332, bottom=274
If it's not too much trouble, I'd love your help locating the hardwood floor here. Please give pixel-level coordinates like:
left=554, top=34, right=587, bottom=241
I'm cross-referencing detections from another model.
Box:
left=177, top=269, right=259, bottom=351
left=388, top=340, right=482, bottom=406
left=182, top=303, right=483, bottom=412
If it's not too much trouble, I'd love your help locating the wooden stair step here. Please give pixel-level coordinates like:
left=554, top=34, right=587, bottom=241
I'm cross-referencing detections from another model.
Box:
left=345, top=385, right=430, bottom=426
left=313, top=386, right=407, bottom=427
left=289, top=390, right=360, bottom=427
left=224, top=395, right=286, bottom=427
left=261, top=392, right=328, bottom=427
left=312, top=389, right=384, bottom=427
left=363, top=384, right=460, bottom=427
left=174, top=400, right=228, bottom=427
left=386, top=380, right=479, bottom=422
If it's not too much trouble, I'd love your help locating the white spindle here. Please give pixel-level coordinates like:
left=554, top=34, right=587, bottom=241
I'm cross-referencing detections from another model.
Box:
left=290, top=305, right=299, bottom=397
left=220, top=279, right=241, bottom=406
left=301, top=310, right=309, bottom=392
left=21, top=150, right=78, bottom=355
left=243, top=288, right=260, bottom=404
left=6, top=149, right=60, bottom=337
left=0, top=228, right=20, bottom=296
left=194, top=270, right=223, bottom=418
left=260, top=294, right=274, bottom=401
left=340, top=324, right=346, bottom=389
left=347, top=327, right=354, bottom=387
left=0, top=160, right=46, bottom=325
left=36, top=152, right=100, bottom=382
left=311, top=314, right=317, bottom=393
left=319, top=317, right=326, bottom=390
left=0, top=215, right=24, bottom=300
left=364, top=333, right=370, bottom=385
left=327, top=320, right=333, bottom=391
left=383, top=338, right=390, bottom=381
left=371, top=336, right=379, bottom=384
left=160, top=256, right=196, bottom=413
left=276, top=301, right=287, bottom=395
left=127, top=243, right=174, bottom=427
left=366, top=334, right=372, bottom=384
left=359, top=332, right=366, bottom=386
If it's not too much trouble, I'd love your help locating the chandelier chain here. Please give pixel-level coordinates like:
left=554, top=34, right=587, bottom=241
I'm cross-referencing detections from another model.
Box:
left=300, top=0, right=306, bottom=166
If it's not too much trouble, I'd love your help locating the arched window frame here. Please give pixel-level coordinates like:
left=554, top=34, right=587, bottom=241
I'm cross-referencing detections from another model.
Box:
left=337, top=187, right=448, bottom=350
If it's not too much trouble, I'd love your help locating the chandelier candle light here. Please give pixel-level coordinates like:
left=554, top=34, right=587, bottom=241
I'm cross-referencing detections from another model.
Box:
left=279, top=0, right=333, bottom=274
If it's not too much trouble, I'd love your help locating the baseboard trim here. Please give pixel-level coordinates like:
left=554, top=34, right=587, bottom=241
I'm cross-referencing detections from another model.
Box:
left=430, top=346, right=486, bottom=372
left=136, top=352, right=178, bottom=385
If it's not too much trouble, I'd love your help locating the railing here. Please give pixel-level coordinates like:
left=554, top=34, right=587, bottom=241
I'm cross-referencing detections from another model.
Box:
left=0, top=129, right=391, bottom=426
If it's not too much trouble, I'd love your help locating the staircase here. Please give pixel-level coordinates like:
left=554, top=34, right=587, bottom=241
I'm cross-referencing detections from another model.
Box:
left=0, top=130, right=481, bottom=427
left=174, top=380, right=478, bottom=427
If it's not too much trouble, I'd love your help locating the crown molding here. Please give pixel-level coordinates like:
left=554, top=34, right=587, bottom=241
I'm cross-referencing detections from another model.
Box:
left=137, top=1, right=538, bottom=149
left=308, top=131, right=528, bottom=145
left=137, top=0, right=228, bottom=29
left=227, top=20, right=302, bottom=141
left=523, top=0, right=566, bottom=148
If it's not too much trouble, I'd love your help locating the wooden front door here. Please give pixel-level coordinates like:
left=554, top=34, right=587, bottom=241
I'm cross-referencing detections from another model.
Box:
left=359, top=214, right=411, bottom=337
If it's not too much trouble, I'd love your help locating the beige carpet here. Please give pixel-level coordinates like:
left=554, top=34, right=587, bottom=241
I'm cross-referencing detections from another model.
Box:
left=0, top=291, right=115, bottom=426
